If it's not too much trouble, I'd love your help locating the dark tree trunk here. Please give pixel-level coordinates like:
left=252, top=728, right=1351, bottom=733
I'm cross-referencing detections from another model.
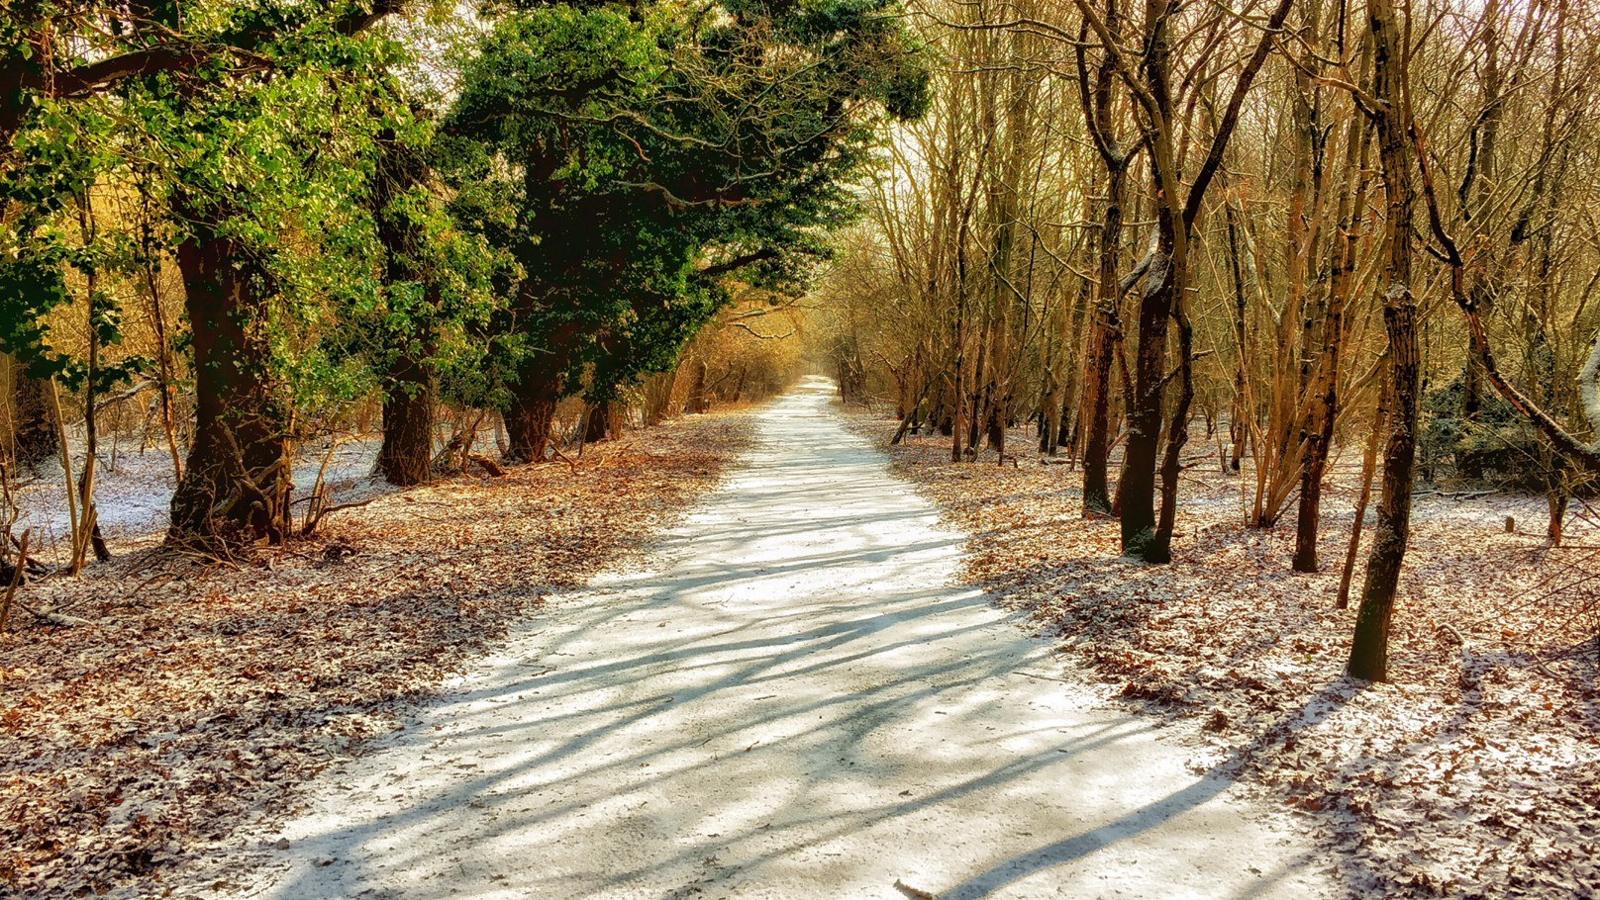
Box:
left=584, top=402, right=611, bottom=443
left=986, top=392, right=1005, bottom=454
left=504, top=394, right=557, bottom=463
left=1081, top=171, right=1125, bottom=515
left=1348, top=0, right=1419, bottom=682
left=1037, top=331, right=1059, bottom=456
left=1114, top=0, right=1287, bottom=563
left=1292, top=403, right=1335, bottom=572
left=1292, top=370, right=1338, bottom=572
left=1057, top=388, right=1073, bottom=447
left=371, top=131, right=440, bottom=487
left=1295, top=109, right=1369, bottom=573
left=1152, top=286, right=1194, bottom=563
left=1081, top=314, right=1117, bottom=515
left=504, top=364, right=561, bottom=464
left=1038, top=373, right=1061, bottom=455
left=1120, top=254, right=1173, bottom=560
left=1225, top=202, right=1250, bottom=474
left=168, top=227, right=289, bottom=546
left=1349, top=300, right=1419, bottom=681
left=6, top=364, right=56, bottom=471
left=504, top=311, right=580, bottom=463
left=1075, top=0, right=1130, bottom=513
left=966, top=338, right=988, bottom=455
left=376, top=350, right=435, bottom=486
left=1460, top=362, right=1484, bottom=446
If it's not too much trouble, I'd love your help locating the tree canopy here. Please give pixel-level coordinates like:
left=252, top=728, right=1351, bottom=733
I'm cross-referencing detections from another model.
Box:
left=1, top=0, right=927, bottom=538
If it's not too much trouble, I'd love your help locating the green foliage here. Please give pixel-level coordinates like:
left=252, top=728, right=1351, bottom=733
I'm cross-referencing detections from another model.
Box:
left=343, top=117, right=513, bottom=412
left=1421, top=377, right=1549, bottom=489
left=120, top=7, right=421, bottom=417
left=445, top=0, right=928, bottom=404
left=3, top=1, right=421, bottom=409
left=1, top=95, right=146, bottom=391
left=2, top=0, right=921, bottom=448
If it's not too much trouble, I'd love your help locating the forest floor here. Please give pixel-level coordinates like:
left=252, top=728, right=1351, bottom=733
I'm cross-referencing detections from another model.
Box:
left=171, top=376, right=1333, bottom=900
left=0, top=411, right=753, bottom=898
left=847, top=409, right=1600, bottom=898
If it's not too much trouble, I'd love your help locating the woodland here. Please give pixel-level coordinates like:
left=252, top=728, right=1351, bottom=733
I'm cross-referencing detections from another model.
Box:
left=2, top=0, right=1599, bottom=895
left=819, top=0, right=1600, bottom=675
left=813, top=0, right=1600, bottom=888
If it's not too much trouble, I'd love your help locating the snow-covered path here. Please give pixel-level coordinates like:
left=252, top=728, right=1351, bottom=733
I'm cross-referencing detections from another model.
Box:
left=238, top=377, right=1333, bottom=899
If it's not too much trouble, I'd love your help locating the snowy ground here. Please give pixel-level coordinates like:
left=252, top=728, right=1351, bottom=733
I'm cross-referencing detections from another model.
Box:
left=851, top=405, right=1600, bottom=897
left=1, top=416, right=750, bottom=897
left=210, top=377, right=1334, bottom=899
left=7, top=434, right=389, bottom=560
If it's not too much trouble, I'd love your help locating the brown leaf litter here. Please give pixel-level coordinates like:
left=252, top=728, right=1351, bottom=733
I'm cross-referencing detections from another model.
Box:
left=0, top=413, right=753, bottom=898
left=849, top=408, right=1600, bottom=899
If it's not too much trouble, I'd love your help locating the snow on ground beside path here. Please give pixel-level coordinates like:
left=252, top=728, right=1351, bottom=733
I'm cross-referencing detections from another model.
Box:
left=7, top=433, right=391, bottom=561
left=0, top=414, right=751, bottom=898
left=848, top=406, right=1600, bottom=898
left=208, top=376, right=1336, bottom=900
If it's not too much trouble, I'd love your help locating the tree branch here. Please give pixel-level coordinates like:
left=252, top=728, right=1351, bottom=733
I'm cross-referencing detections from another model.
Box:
left=697, top=248, right=780, bottom=279
left=1182, top=0, right=1296, bottom=229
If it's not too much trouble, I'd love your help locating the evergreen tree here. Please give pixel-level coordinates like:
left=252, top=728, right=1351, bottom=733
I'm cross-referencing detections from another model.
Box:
left=445, top=0, right=927, bottom=460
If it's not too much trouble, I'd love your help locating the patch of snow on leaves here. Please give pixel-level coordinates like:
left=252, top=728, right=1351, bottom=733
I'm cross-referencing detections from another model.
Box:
left=849, top=409, right=1600, bottom=900
left=0, top=414, right=754, bottom=897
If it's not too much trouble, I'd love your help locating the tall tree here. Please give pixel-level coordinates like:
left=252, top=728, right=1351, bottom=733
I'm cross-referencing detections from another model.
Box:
left=1076, top=0, right=1295, bottom=561
left=365, top=118, right=501, bottom=485
left=447, top=0, right=928, bottom=462
left=1075, top=0, right=1135, bottom=516
left=1347, top=0, right=1421, bottom=682
left=147, top=5, right=407, bottom=544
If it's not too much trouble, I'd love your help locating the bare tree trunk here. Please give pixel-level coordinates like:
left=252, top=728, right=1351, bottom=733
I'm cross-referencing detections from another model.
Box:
left=1348, top=0, right=1420, bottom=682
left=1224, top=203, right=1249, bottom=474
left=5, top=364, right=56, bottom=472
left=1121, top=251, right=1173, bottom=560
left=1154, top=288, right=1195, bottom=561
left=1081, top=218, right=1123, bottom=514
left=1292, top=385, right=1336, bottom=572
left=1295, top=92, right=1371, bottom=572
left=584, top=402, right=611, bottom=443
left=1076, top=3, right=1131, bottom=515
